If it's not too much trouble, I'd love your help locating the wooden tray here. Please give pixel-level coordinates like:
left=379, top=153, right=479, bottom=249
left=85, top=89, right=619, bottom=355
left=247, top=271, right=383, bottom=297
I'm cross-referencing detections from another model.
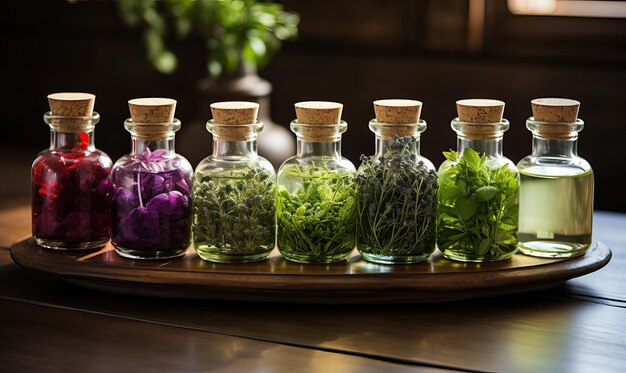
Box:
left=10, top=238, right=611, bottom=304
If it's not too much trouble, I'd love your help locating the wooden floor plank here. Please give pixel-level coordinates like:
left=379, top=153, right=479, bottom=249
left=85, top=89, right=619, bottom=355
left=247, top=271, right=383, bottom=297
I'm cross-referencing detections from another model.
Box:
left=0, top=300, right=447, bottom=373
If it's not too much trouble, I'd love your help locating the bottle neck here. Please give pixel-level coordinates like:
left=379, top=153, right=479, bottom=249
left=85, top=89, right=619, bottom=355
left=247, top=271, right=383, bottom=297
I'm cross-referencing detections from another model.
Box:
left=375, top=135, right=420, bottom=158
left=131, top=136, right=175, bottom=155
left=213, top=138, right=258, bottom=159
left=532, top=135, right=578, bottom=158
left=457, top=135, right=503, bottom=157
left=50, top=129, right=95, bottom=152
left=297, top=138, right=341, bottom=159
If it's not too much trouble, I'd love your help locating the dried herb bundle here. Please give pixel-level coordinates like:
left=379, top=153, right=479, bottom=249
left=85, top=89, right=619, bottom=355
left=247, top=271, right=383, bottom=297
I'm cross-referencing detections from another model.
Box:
left=355, top=137, right=437, bottom=261
left=193, top=166, right=276, bottom=258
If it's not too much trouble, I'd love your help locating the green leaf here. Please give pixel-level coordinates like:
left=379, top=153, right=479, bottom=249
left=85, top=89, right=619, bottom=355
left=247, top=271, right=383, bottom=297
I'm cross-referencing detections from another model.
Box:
left=295, top=205, right=306, bottom=217
left=461, top=148, right=481, bottom=170
left=443, top=150, right=457, bottom=162
left=455, top=196, right=478, bottom=220
left=438, top=183, right=462, bottom=204
left=500, top=216, right=517, bottom=227
left=456, top=180, right=468, bottom=196
left=494, top=229, right=515, bottom=244
left=478, top=238, right=491, bottom=255
left=475, top=185, right=499, bottom=201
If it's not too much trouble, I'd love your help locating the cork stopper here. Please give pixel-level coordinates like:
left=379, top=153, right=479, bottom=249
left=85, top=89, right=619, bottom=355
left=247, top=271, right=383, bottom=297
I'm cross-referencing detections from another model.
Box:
left=457, top=99, right=504, bottom=123
left=128, top=98, right=177, bottom=140
left=532, top=98, right=579, bottom=123
left=209, top=101, right=259, bottom=140
left=530, top=98, right=581, bottom=139
left=373, top=99, right=422, bottom=139
left=211, top=101, right=258, bottom=124
left=456, top=99, right=506, bottom=140
left=294, top=101, right=343, bottom=141
left=47, top=92, right=96, bottom=132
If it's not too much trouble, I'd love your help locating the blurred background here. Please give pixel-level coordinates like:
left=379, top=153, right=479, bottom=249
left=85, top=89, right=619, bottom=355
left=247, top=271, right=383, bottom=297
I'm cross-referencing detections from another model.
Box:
left=1, top=0, right=625, bottom=211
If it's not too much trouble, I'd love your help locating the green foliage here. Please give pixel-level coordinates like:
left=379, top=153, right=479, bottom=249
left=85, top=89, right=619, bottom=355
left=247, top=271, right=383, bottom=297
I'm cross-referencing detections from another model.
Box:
left=276, top=165, right=357, bottom=262
left=437, top=148, right=519, bottom=259
left=355, top=137, right=438, bottom=258
left=117, top=0, right=299, bottom=75
left=192, top=166, right=276, bottom=255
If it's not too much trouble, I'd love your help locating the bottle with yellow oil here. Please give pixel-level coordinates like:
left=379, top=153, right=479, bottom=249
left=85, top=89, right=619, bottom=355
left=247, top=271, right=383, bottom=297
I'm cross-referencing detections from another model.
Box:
left=517, top=98, right=594, bottom=258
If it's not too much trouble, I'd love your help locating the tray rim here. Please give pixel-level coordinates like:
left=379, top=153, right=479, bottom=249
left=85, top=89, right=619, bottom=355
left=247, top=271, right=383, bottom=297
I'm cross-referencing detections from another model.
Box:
left=11, top=238, right=612, bottom=303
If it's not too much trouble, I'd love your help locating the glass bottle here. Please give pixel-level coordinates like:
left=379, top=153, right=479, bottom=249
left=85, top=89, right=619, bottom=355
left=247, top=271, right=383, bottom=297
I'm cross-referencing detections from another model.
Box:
left=517, top=98, right=593, bottom=258
left=32, top=93, right=112, bottom=250
left=276, top=101, right=357, bottom=263
left=355, top=100, right=437, bottom=264
left=437, top=99, right=519, bottom=262
left=110, top=98, right=192, bottom=259
left=193, top=102, right=276, bottom=263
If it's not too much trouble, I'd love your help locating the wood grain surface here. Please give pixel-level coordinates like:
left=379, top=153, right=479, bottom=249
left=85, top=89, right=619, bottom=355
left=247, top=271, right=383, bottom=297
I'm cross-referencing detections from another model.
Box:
left=0, top=204, right=30, bottom=249
left=0, top=299, right=448, bottom=373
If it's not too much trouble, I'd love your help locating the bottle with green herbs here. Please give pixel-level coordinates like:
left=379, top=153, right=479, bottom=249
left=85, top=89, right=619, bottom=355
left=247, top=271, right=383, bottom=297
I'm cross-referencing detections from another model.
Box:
left=437, top=99, right=519, bottom=262
left=355, top=99, right=437, bottom=264
left=517, top=98, right=593, bottom=258
left=193, top=102, right=276, bottom=263
left=276, top=101, right=357, bottom=263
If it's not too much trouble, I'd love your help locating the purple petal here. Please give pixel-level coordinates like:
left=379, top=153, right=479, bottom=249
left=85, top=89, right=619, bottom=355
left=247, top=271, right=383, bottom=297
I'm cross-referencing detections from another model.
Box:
left=175, top=179, right=190, bottom=194
left=149, top=149, right=167, bottom=161
left=146, top=193, right=171, bottom=215
left=118, top=207, right=160, bottom=247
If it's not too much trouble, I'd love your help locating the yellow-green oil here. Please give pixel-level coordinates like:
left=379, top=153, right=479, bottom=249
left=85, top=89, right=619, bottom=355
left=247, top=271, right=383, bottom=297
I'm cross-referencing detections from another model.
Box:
left=518, top=166, right=593, bottom=258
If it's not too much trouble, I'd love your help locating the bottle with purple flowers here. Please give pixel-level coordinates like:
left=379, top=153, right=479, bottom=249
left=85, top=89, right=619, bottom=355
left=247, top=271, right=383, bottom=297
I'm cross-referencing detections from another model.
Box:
left=355, top=100, right=437, bottom=264
left=193, top=102, right=276, bottom=263
left=111, top=98, right=192, bottom=259
left=32, top=93, right=112, bottom=250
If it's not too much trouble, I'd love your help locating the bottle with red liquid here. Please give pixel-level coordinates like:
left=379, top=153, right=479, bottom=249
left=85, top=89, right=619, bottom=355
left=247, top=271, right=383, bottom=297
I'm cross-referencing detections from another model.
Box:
left=32, top=93, right=112, bottom=250
left=110, top=98, right=192, bottom=259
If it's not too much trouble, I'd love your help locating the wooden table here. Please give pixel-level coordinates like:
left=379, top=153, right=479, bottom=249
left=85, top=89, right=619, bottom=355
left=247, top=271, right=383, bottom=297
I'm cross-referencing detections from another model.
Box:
left=0, top=205, right=624, bottom=372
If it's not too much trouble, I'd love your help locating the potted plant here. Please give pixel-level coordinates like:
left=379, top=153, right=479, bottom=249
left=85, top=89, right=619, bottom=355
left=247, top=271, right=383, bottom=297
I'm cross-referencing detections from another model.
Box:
left=117, top=0, right=300, bottom=166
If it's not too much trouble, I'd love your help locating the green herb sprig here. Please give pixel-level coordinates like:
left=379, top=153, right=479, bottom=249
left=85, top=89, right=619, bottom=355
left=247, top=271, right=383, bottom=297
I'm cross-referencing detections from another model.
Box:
left=437, top=148, right=519, bottom=259
left=355, top=137, right=437, bottom=259
left=276, top=165, right=357, bottom=262
left=193, top=166, right=275, bottom=257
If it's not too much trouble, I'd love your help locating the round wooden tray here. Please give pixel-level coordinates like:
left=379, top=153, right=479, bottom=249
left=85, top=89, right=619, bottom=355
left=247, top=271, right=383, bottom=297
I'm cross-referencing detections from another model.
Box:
left=10, top=238, right=611, bottom=304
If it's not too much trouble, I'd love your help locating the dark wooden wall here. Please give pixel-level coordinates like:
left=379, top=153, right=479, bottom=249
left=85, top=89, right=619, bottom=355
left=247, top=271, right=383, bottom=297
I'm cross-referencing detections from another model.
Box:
left=2, top=0, right=625, bottom=211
